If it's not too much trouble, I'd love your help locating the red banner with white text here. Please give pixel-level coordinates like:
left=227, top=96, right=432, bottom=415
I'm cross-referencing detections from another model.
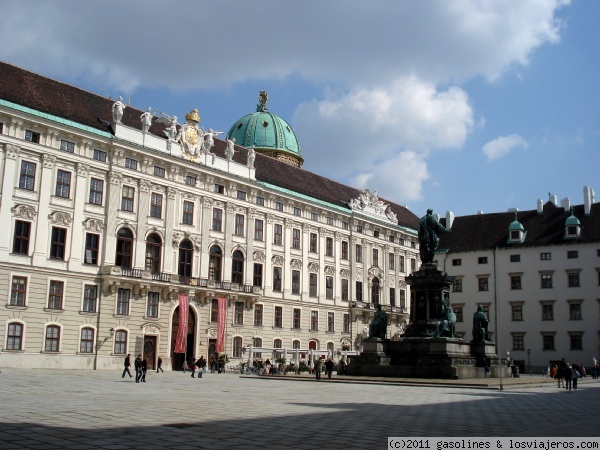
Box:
left=175, top=293, right=189, bottom=354
left=216, top=297, right=227, bottom=353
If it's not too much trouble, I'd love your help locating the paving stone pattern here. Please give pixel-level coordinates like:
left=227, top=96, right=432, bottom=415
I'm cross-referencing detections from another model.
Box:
left=0, top=369, right=598, bottom=449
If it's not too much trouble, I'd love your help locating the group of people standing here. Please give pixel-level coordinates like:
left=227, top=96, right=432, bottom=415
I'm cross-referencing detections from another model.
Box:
left=550, top=360, right=586, bottom=391
left=314, top=358, right=336, bottom=380
left=122, top=354, right=164, bottom=382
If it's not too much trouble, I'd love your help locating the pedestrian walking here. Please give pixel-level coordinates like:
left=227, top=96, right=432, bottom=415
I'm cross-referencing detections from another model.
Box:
left=565, top=364, right=573, bottom=391
left=141, top=359, right=148, bottom=382
left=315, top=358, right=323, bottom=380
left=325, top=358, right=334, bottom=379
left=156, top=356, right=164, bottom=373
left=572, top=365, right=580, bottom=390
left=122, top=354, right=133, bottom=378
left=134, top=354, right=143, bottom=383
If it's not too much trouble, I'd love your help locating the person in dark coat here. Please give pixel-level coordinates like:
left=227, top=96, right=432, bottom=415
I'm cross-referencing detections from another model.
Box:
left=134, top=354, right=143, bottom=383
left=141, top=359, right=148, bottom=382
left=122, top=354, right=133, bottom=378
left=156, top=356, right=163, bottom=373
left=325, top=358, right=335, bottom=379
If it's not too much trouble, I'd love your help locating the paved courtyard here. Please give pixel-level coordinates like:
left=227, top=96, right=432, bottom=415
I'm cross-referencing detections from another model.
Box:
left=0, top=368, right=598, bottom=449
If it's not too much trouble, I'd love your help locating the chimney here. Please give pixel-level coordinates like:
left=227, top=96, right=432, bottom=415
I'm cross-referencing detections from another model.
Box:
left=508, top=208, right=519, bottom=213
left=550, top=194, right=558, bottom=206
left=445, top=211, right=455, bottom=230
left=537, top=199, right=543, bottom=214
left=433, top=213, right=440, bottom=222
left=561, top=197, right=570, bottom=212
left=584, top=186, right=592, bottom=215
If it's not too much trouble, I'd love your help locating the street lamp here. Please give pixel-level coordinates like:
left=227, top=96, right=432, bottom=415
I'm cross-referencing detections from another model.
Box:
left=527, top=348, right=531, bottom=374
left=109, top=327, right=115, bottom=337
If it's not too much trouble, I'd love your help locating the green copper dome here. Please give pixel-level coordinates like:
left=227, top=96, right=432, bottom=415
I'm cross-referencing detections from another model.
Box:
left=509, top=213, right=524, bottom=231
left=226, top=91, right=303, bottom=167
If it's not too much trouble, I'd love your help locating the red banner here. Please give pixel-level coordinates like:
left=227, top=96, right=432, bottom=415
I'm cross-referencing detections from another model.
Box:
left=175, top=293, right=189, bottom=354
left=216, top=297, right=227, bottom=353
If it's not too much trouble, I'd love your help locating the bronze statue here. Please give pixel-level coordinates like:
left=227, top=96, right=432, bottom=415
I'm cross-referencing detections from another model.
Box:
left=435, top=299, right=456, bottom=338
left=369, top=304, right=388, bottom=340
left=418, top=209, right=446, bottom=264
left=472, top=305, right=491, bottom=341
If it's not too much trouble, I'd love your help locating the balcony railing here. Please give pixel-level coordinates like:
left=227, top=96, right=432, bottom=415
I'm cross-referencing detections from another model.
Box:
left=152, top=272, right=171, bottom=282
left=121, top=267, right=143, bottom=278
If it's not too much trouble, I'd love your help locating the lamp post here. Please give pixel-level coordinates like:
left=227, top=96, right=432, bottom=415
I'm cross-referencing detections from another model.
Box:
left=527, top=348, right=531, bottom=374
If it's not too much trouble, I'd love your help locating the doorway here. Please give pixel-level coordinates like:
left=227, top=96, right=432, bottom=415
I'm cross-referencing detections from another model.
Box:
left=143, top=335, right=157, bottom=370
left=170, top=305, right=197, bottom=370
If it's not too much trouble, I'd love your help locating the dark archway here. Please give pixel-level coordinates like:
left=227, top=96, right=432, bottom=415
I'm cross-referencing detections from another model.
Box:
left=170, top=305, right=197, bottom=371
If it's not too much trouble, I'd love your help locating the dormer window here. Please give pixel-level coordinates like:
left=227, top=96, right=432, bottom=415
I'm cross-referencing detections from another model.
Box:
left=508, top=213, right=525, bottom=244
left=564, top=208, right=581, bottom=239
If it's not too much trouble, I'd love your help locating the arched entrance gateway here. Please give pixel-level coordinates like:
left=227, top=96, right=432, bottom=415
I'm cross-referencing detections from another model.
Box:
left=170, top=305, right=197, bottom=371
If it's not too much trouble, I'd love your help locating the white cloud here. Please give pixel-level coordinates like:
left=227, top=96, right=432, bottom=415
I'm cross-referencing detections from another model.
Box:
left=482, top=134, right=529, bottom=161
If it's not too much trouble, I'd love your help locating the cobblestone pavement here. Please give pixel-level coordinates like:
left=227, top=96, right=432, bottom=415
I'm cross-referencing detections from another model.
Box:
left=0, top=369, right=598, bottom=449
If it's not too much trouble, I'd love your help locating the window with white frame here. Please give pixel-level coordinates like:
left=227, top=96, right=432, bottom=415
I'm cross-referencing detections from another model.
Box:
left=117, top=288, right=131, bottom=315
left=47, top=280, right=64, bottom=310
left=114, top=330, right=127, bottom=354
left=83, top=285, right=98, bottom=313
left=147, top=292, right=159, bottom=318
left=55, top=170, right=71, bottom=198
left=45, top=325, right=60, bottom=352
left=10, top=276, right=27, bottom=306
left=6, top=322, right=24, bottom=350
left=80, top=327, right=94, bottom=353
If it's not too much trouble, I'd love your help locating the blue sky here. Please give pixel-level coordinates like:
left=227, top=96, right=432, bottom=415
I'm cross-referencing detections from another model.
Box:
left=1, top=1, right=597, bottom=217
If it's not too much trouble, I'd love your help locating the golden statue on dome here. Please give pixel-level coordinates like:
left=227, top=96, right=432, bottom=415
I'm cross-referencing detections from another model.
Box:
left=257, top=90, right=268, bottom=112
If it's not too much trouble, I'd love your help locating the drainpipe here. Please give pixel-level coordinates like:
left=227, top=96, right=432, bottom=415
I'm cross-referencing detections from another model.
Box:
left=493, top=247, right=503, bottom=391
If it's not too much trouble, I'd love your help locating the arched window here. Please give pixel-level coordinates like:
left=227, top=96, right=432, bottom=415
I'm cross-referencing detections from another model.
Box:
left=254, top=337, right=262, bottom=358
left=80, top=327, right=95, bottom=353
left=274, top=338, right=282, bottom=349
left=6, top=322, right=23, bottom=350
left=115, top=228, right=133, bottom=268
left=371, top=277, right=380, bottom=304
left=45, top=325, right=61, bottom=352
left=327, top=342, right=334, bottom=356
left=233, top=336, right=243, bottom=358
left=308, top=340, right=318, bottom=350
left=292, top=340, right=301, bottom=349
left=209, top=246, right=222, bottom=281
left=231, top=250, right=244, bottom=284
left=178, top=239, right=193, bottom=277
left=145, top=233, right=162, bottom=273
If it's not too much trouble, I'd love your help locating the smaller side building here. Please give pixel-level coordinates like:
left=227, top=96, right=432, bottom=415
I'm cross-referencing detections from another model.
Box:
left=437, top=188, right=599, bottom=374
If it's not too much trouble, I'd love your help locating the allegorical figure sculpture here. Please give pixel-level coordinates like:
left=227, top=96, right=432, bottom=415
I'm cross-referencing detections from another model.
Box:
left=472, top=305, right=491, bottom=341
left=225, top=137, right=236, bottom=161
left=435, top=299, right=456, bottom=338
left=112, top=96, right=126, bottom=123
left=247, top=146, right=256, bottom=168
left=140, top=107, right=154, bottom=133
left=369, top=304, right=388, bottom=340
left=418, top=209, right=446, bottom=265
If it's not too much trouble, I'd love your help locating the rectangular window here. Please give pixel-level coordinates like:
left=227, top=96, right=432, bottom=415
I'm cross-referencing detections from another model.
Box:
left=478, top=257, right=488, bottom=264
left=45, top=325, right=60, bottom=352
left=212, top=208, right=222, bottom=231
left=114, top=330, right=127, bottom=354
left=274, top=306, right=283, bottom=328
left=567, top=250, right=578, bottom=259
left=83, top=285, right=97, bottom=312
left=540, top=252, right=551, bottom=260
left=185, top=175, right=197, bottom=186
left=235, top=214, right=245, bottom=236
left=511, top=305, right=522, bottom=321
left=275, top=201, right=284, bottom=211
left=125, top=158, right=138, bottom=170
left=326, top=276, right=334, bottom=299
left=513, top=335, right=524, bottom=351
left=254, top=219, right=264, bottom=241
left=93, top=149, right=107, bottom=162
left=510, top=254, right=521, bottom=262
left=356, top=224, right=363, bottom=233
left=310, top=233, right=318, bottom=253
left=389, top=288, right=396, bottom=306
left=452, top=259, right=462, bottom=266
left=10, top=276, right=27, bottom=306
left=116, top=288, right=131, bottom=315
left=12, top=220, right=31, bottom=255
left=256, top=196, right=264, bottom=206
left=327, top=217, right=334, bottom=226
left=293, top=207, right=302, bottom=216
left=80, top=328, right=95, bottom=353
left=399, top=255, right=405, bottom=272
left=214, top=183, right=225, bottom=194
left=121, top=186, right=135, bottom=211
left=50, top=227, right=67, bottom=260
left=373, top=229, right=380, bottom=238
left=153, top=166, right=165, bottom=178
left=389, top=253, right=395, bottom=270
left=7, top=323, right=23, bottom=350
left=568, top=272, right=580, bottom=287
left=570, top=334, right=582, bottom=350
left=25, top=129, right=40, bottom=143
left=55, top=170, right=71, bottom=198
left=89, top=178, right=104, bottom=205
left=309, top=273, right=318, bottom=297
left=150, top=193, right=163, bottom=218
left=48, top=280, right=64, bottom=310
left=253, top=263, right=263, bottom=287
left=310, top=311, right=319, bottom=331
left=542, top=304, right=554, bottom=321
left=232, top=189, right=245, bottom=200
left=328, top=312, right=335, bottom=332
left=60, top=139, right=75, bottom=153
left=147, top=292, right=159, bottom=318
left=541, top=273, right=553, bottom=288
left=311, top=212, right=319, bottom=221
left=410, top=258, right=416, bottom=272
left=293, top=308, right=301, bottom=329
left=511, top=275, right=522, bottom=290
left=234, top=301, right=244, bottom=325
left=341, top=279, right=349, bottom=301
left=210, top=299, right=219, bottom=322
left=453, top=306, right=463, bottom=322
left=292, top=270, right=300, bottom=295
left=543, top=335, right=555, bottom=350
left=400, top=289, right=406, bottom=309
left=273, top=267, right=282, bottom=292
left=341, top=241, right=349, bottom=260
left=478, top=277, right=489, bottom=291
left=274, top=224, right=283, bottom=245
left=292, top=228, right=301, bottom=249
left=19, top=161, right=36, bottom=190
left=341, top=221, right=349, bottom=230
left=389, top=235, right=395, bottom=243
left=356, top=281, right=363, bottom=302
left=182, top=201, right=194, bottom=225
left=326, top=237, right=333, bottom=256
left=453, top=279, right=463, bottom=292
left=356, top=244, right=363, bottom=263
left=372, top=249, right=379, bottom=266
left=254, top=304, right=263, bottom=326
left=343, top=313, right=350, bottom=333
left=84, top=233, right=99, bottom=265
left=569, top=303, right=581, bottom=320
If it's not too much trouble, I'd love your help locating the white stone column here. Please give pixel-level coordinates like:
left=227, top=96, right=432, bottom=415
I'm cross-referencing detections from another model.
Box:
left=103, top=170, right=122, bottom=265
left=0, top=144, right=19, bottom=257
left=68, top=163, right=90, bottom=271
left=32, top=154, right=56, bottom=266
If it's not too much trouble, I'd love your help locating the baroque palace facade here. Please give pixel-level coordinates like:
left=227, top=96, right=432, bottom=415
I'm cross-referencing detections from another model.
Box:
left=0, top=62, right=419, bottom=370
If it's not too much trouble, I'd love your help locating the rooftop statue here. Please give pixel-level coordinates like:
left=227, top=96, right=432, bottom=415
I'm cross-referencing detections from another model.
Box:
left=369, top=304, right=388, bottom=340
left=140, top=107, right=155, bottom=133
left=204, top=128, right=224, bottom=164
left=112, top=96, right=126, bottom=123
left=418, top=209, right=446, bottom=264
left=257, top=90, right=268, bottom=112
left=225, top=137, right=236, bottom=161
left=472, top=305, right=491, bottom=341
left=247, top=146, right=256, bottom=168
